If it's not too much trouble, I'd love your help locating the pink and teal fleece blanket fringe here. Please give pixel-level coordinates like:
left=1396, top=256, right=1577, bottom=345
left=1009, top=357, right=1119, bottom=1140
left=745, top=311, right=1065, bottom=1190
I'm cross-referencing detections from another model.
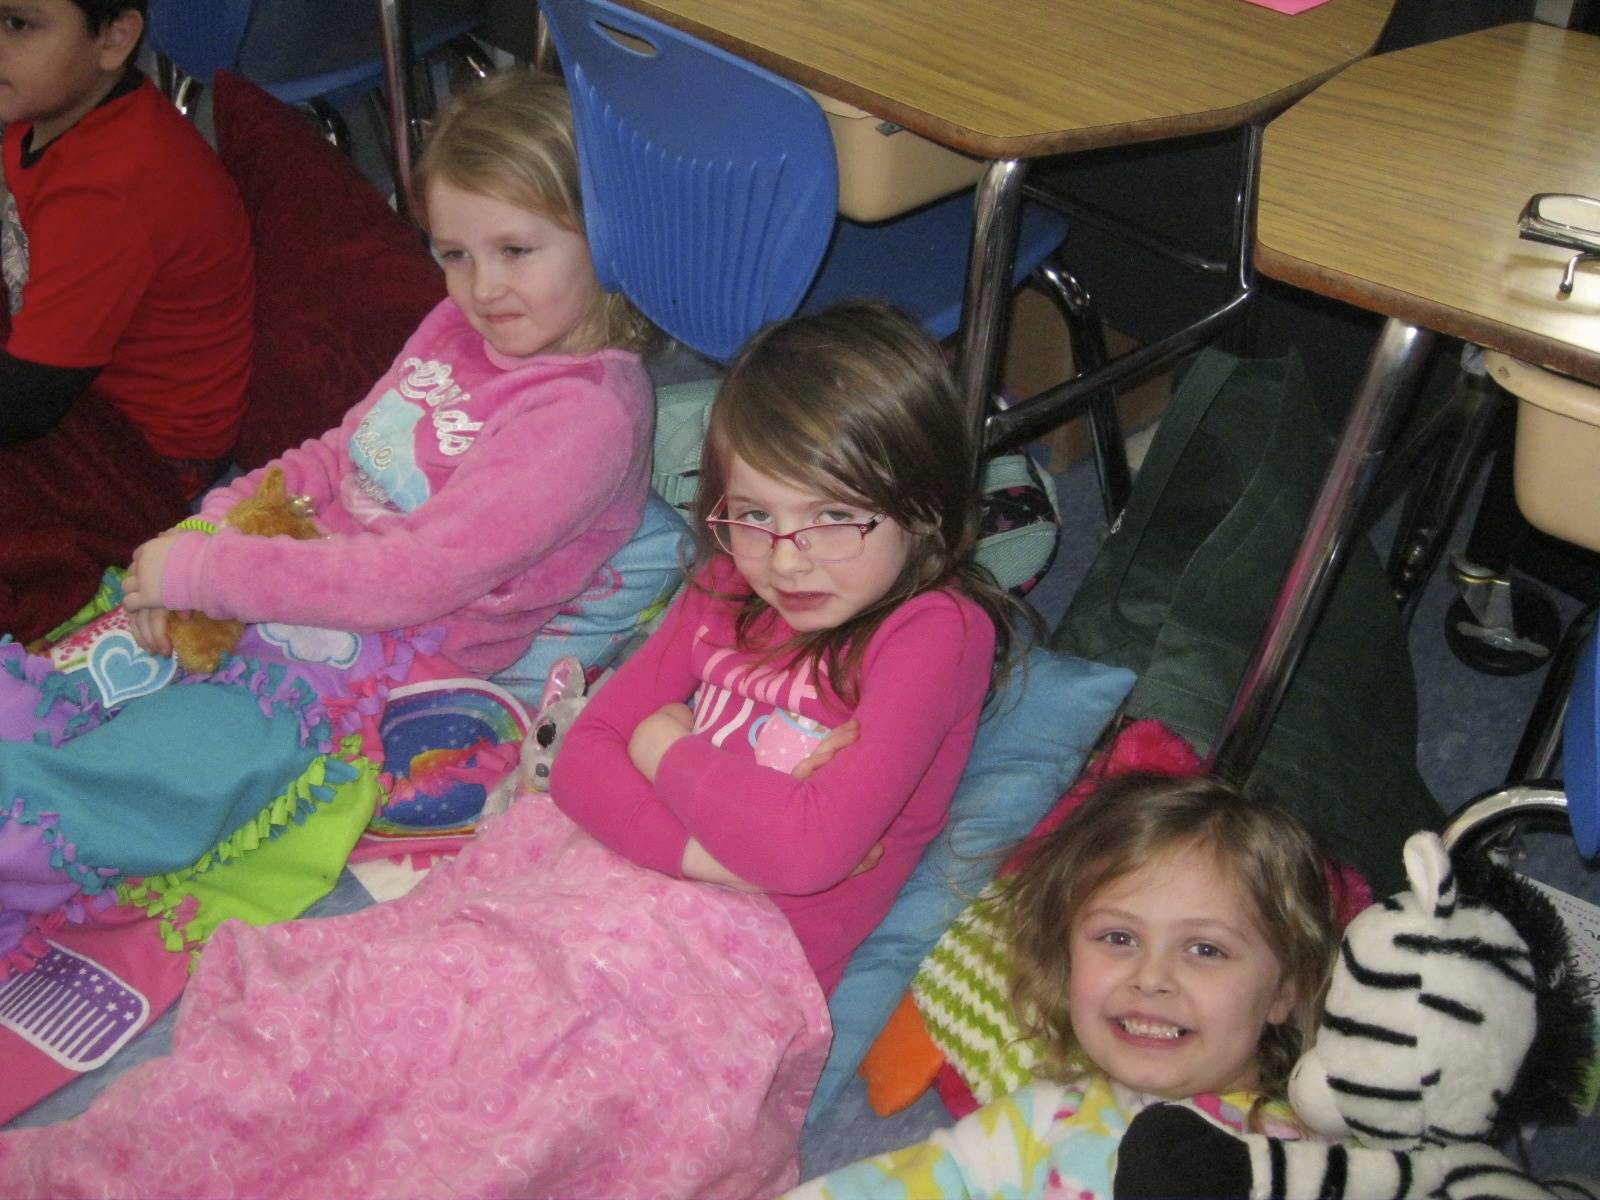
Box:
left=0, top=638, right=359, bottom=974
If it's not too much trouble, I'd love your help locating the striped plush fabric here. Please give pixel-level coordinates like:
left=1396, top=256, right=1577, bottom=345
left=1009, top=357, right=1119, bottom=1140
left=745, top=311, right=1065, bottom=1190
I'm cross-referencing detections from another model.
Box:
left=910, top=889, right=1040, bottom=1105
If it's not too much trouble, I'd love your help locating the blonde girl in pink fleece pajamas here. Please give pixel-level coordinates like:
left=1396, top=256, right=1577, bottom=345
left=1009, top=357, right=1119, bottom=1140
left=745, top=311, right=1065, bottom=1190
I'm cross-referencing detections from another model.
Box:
left=0, top=70, right=653, bottom=957
left=121, top=69, right=656, bottom=677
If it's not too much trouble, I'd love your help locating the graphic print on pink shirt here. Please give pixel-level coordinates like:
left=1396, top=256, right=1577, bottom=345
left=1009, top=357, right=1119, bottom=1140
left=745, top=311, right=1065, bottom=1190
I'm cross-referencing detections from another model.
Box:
left=687, top=623, right=835, bottom=774
left=751, top=710, right=829, bottom=773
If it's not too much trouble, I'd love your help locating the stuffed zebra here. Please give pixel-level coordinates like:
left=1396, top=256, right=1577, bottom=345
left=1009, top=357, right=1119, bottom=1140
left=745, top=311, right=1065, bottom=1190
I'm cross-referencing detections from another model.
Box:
left=1115, top=831, right=1597, bottom=1200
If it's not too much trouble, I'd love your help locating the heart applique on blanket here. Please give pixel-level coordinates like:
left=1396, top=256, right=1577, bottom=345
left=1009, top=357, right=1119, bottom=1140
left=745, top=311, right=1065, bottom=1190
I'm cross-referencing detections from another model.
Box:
left=48, top=609, right=175, bottom=710
left=87, top=632, right=176, bottom=709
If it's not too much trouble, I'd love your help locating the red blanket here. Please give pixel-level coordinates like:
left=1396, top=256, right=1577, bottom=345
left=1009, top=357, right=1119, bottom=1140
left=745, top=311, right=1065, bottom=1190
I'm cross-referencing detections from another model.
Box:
left=0, top=354, right=188, bottom=643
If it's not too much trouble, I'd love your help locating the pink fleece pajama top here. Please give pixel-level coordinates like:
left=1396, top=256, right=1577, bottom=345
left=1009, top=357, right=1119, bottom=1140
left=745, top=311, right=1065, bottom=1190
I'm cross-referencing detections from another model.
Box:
left=552, top=556, right=996, bottom=993
left=159, top=299, right=654, bottom=676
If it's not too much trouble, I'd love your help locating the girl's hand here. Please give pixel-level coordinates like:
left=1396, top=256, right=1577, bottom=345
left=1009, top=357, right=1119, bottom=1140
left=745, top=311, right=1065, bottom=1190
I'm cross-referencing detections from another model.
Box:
left=628, top=702, right=694, bottom=782
left=792, top=717, right=860, bottom=781
left=127, top=605, right=177, bottom=658
left=849, top=840, right=884, bottom=877
left=123, top=533, right=180, bottom=612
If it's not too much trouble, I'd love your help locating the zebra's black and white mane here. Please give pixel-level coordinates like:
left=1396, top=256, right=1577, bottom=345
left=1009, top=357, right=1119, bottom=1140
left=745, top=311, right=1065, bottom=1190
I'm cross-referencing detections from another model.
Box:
left=1450, top=850, right=1598, bottom=1144
left=1258, top=832, right=1596, bottom=1200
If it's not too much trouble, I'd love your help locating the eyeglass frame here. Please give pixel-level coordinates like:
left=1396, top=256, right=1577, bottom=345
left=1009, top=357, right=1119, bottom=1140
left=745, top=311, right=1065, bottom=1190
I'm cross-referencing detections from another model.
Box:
left=1517, top=192, right=1600, bottom=296
left=705, top=501, right=886, bottom=562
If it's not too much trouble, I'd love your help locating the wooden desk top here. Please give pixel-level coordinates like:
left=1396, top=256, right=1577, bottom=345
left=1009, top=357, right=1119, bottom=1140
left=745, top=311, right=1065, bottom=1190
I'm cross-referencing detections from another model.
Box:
left=616, top=0, right=1394, bottom=158
left=1257, top=22, right=1600, bottom=385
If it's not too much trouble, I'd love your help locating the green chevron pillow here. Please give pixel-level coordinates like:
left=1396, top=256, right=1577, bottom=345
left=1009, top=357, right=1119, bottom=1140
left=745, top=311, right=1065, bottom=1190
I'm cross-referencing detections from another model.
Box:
left=909, top=887, right=1040, bottom=1105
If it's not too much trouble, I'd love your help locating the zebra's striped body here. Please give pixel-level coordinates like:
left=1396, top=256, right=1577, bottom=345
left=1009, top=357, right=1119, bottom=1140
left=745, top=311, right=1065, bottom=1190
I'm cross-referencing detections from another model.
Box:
left=1235, top=832, right=1591, bottom=1200
left=1245, top=1127, right=1560, bottom=1199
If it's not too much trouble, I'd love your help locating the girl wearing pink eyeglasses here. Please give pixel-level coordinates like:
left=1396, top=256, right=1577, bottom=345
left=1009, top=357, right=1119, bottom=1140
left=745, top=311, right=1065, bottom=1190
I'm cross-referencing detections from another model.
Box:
left=555, top=300, right=1019, bottom=995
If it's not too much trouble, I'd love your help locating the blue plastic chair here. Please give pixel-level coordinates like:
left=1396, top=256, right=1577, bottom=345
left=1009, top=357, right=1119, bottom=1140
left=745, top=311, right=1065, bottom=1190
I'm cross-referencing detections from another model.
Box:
left=148, top=0, right=488, bottom=141
left=540, top=0, right=1130, bottom=516
left=1570, top=622, right=1598, bottom=857
left=1443, top=619, right=1599, bottom=861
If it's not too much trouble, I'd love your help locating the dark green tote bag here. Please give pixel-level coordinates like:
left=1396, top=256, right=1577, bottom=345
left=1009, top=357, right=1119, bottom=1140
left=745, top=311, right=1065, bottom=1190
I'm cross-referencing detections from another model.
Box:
left=1050, top=348, right=1440, bottom=893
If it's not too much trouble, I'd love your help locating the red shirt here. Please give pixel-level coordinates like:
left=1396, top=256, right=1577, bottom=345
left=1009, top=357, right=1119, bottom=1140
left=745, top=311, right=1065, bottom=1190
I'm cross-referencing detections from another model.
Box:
left=3, top=74, right=254, bottom=461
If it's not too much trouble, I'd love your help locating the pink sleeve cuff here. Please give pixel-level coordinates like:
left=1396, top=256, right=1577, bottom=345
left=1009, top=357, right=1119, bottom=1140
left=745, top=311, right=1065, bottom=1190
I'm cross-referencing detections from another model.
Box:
left=158, top=531, right=213, bottom=613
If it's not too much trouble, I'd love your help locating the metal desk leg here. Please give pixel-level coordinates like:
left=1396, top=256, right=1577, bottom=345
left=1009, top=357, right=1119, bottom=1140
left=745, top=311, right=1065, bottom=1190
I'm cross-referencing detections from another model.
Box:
left=958, top=159, right=1027, bottom=460
left=983, top=125, right=1263, bottom=464
left=1208, top=317, right=1436, bottom=781
left=377, top=0, right=418, bottom=220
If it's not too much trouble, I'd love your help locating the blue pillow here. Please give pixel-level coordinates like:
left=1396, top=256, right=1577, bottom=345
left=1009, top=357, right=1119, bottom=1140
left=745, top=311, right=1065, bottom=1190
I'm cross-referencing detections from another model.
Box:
left=491, top=492, right=687, bottom=707
left=807, top=646, right=1135, bottom=1122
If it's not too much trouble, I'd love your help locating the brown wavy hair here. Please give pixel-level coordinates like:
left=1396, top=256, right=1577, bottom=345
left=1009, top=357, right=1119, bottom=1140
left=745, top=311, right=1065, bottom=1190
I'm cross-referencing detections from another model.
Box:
left=687, top=301, right=1024, bottom=706
left=409, top=70, right=655, bottom=355
left=999, top=772, right=1338, bottom=1102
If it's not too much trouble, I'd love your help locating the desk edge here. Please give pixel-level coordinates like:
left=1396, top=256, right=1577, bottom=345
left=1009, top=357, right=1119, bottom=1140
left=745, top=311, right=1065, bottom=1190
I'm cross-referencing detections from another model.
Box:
left=1254, top=244, right=1600, bottom=387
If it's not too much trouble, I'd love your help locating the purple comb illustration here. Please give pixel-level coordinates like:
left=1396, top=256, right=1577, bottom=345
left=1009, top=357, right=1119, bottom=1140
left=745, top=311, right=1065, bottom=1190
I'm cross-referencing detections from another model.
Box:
left=0, top=943, right=148, bottom=1070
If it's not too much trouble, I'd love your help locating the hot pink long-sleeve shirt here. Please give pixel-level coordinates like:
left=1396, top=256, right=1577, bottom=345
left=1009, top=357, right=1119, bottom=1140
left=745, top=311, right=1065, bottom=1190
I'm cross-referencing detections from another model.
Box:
left=552, top=557, right=996, bottom=994
left=160, top=299, right=653, bottom=676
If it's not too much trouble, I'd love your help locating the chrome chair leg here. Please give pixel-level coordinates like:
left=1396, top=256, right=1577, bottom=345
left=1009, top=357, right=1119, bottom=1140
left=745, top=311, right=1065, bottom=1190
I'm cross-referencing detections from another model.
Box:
left=155, top=52, right=182, bottom=104
left=534, top=6, right=558, bottom=72
left=985, top=127, right=1261, bottom=494
left=1440, top=783, right=1569, bottom=857
left=1209, top=318, right=1436, bottom=782
left=171, top=72, right=202, bottom=120
left=1031, top=258, right=1132, bottom=523
left=377, top=0, right=418, bottom=221
left=1385, top=346, right=1507, bottom=623
left=959, top=158, right=1028, bottom=467
left=1510, top=606, right=1598, bottom=781
left=305, top=98, right=353, bottom=152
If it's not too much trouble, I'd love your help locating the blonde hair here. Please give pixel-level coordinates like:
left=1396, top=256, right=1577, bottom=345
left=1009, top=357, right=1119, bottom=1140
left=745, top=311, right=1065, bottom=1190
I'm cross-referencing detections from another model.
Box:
left=409, top=70, right=655, bottom=355
left=1000, top=772, right=1338, bottom=1101
left=688, top=301, right=1022, bottom=705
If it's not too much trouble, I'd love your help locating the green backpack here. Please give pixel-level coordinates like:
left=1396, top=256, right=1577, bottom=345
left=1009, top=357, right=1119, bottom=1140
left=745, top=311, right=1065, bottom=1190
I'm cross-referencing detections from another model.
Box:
left=1049, top=349, right=1441, bottom=893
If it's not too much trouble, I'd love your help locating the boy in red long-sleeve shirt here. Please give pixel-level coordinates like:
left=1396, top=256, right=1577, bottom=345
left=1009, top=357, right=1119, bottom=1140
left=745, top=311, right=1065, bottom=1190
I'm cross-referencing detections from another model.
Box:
left=0, top=0, right=254, bottom=640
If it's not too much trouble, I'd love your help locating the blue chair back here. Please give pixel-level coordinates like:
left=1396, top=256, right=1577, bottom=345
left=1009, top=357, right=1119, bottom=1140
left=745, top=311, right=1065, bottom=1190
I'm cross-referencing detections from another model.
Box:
left=540, top=0, right=840, bottom=362
left=148, top=0, right=255, bottom=82
left=1567, top=623, right=1598, bottom=857
left=149, top=0, right=484, bottom=108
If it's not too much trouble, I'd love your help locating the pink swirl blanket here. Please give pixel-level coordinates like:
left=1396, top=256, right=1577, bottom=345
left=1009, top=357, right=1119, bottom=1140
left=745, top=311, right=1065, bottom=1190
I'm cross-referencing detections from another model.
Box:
left=0, top=794, right=831, bottom=1199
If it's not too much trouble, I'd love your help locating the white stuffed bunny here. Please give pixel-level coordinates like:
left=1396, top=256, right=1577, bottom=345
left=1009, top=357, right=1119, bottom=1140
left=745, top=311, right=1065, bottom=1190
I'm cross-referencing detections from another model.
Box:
left=481, top=657, right=593, bottom=819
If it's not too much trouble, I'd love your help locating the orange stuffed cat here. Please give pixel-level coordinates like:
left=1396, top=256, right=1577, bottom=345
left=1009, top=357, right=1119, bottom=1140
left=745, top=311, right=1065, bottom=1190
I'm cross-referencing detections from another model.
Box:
left=168, top=467, right=321, bottom=673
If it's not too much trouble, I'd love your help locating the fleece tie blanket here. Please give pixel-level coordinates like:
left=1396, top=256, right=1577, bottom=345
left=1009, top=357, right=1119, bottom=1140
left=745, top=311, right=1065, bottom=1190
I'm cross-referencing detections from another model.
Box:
left=0, top=793, right=833, bottom=1199
left=0, top=609, right=458, bottom=963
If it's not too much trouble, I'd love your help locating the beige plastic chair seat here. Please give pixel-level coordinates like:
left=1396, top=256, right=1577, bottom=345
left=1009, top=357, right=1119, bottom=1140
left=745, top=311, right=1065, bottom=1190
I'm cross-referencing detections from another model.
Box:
left=1484, top=349, right=1600, bottom=554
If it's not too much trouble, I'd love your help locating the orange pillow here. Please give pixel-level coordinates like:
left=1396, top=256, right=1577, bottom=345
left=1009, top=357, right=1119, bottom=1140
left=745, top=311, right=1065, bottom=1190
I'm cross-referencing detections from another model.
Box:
left=858, top=992, right=946, bottom=1116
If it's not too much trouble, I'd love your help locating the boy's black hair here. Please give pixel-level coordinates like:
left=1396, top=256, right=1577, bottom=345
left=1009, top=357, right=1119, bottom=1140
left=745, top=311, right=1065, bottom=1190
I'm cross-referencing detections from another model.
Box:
left=71, top=0, right=148, bottom=33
